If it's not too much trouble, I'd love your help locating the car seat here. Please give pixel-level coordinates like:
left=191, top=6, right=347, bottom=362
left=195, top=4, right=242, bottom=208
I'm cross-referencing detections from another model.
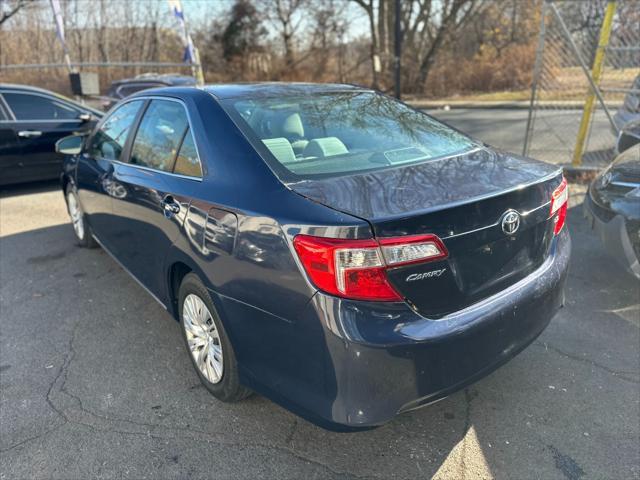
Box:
left=273, top=112, right=308, bottom=155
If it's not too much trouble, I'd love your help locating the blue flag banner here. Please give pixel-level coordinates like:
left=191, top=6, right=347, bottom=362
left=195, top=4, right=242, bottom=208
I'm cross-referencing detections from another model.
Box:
left=49, top=0, right=73, bottom=72
left=168, top=0, right=196, bottom=65
left=50, top=0, right=66, bottom=44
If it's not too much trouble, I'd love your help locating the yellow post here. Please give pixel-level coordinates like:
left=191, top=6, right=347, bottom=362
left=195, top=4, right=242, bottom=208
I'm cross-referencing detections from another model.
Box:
left=572, top=0, right=617, bottom=166
left=193, top=47, right=205, bottom=86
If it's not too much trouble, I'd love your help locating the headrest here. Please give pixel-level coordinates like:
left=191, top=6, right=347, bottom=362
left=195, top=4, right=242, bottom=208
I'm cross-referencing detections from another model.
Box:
left=262, top=138, right=296, bottom=164
left=276, top=112, right=304, bottom=139
left=302, top=137, right=348, bottom=158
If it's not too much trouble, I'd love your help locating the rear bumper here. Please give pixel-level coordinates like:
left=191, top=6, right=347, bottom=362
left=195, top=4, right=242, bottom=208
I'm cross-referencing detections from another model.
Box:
left=227, top=230, right=570, bottom=431
left=290, top=229, right=571, bottom=429
left=583, top=192, right=640, bottom=278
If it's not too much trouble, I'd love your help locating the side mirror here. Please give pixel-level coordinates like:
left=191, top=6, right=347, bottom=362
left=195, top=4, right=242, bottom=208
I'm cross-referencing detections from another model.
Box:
left=78, top=112, right=92, bottom=122
left=56, top=135, right=84, bottom=155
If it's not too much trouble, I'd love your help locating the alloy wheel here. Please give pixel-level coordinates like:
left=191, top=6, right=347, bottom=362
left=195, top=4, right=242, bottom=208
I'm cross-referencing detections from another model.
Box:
left=182, top=294, right=224, bottom=384
left=67, top=191, right=85, bottom=241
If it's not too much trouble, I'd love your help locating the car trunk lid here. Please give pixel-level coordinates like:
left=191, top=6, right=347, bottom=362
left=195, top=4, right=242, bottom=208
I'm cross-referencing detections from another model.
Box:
left=289, top=147, right=564, bottom=317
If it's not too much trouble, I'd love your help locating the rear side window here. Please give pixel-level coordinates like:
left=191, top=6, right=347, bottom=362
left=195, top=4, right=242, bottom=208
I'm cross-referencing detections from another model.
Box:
left=173, top=128, right=202, bottom=177
left=3, top=92, right=81, bottom=121
left=129, top=100, right=189, bottom=172
left=89, top=100, right=143, bottom=160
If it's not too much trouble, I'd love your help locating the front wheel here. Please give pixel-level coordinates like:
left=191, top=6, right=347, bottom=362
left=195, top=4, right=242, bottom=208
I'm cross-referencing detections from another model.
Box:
left=178, top=273, right=251, bottom=402
left=65, top=185, right=97, bottom=248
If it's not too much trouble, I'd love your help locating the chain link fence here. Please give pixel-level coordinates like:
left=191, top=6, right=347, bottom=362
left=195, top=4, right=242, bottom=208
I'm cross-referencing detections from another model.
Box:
left=523, top=0, right=640, bottom=168
left=0, top=62, right=199, bottom=109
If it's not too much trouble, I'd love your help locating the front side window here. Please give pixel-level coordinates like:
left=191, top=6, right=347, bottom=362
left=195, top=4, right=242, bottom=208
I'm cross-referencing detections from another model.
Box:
left=89, top=100, right=143, bottom=160
left=3, top=92, right=81, bottom=121
left=129, top=100, right=189, bottom=172
left=224, top=92, right=476, bottom=180
left=173, top=128, right=202, bottom=177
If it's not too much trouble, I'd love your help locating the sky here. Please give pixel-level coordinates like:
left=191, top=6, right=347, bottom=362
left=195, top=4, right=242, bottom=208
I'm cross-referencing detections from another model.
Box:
left=2, top=0, right=370, bottom=42
left=174, top=0, right=369, bottom=41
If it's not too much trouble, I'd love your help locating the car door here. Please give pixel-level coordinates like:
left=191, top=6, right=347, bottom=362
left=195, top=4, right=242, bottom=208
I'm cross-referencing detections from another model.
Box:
left=0, top=98, right=22, bottom=186
left=108, top=98, right=198, bottom=298
left=77, top=99, right=145, bottom=248
left=0, top=90, right=92, bottom=183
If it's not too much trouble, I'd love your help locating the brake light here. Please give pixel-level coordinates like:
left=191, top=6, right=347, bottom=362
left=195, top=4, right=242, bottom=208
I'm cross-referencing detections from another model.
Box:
left=550, top=177, right=568, bottom=235
left=292, top=234, right=448, bottom=301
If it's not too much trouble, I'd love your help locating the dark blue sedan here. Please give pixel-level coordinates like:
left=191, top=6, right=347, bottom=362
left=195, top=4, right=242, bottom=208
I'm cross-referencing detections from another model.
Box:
left=57, top=83, right=571, bottom=431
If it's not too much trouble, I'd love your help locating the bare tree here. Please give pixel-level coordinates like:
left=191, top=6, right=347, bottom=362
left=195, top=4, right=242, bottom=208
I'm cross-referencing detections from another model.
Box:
left=413, top=0, right=481, bottom=88
left=351, top=0, right=381, bottom=88
left=352, top=0, right=482, bottom=91
left=308, top=0, right=348, bottom=80
left=0, top=0, right=545, bottom=99
left=0, top=0, right=31, bottom=27
left=260, top=0, right=307, bottom=69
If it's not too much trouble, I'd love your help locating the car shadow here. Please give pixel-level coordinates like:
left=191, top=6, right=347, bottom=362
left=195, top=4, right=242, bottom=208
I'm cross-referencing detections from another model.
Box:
left=0, top=203, right=638, bottom=479
left=0, top=179, right=60, bottom=198
left=580, top=147, right=616, bottom=168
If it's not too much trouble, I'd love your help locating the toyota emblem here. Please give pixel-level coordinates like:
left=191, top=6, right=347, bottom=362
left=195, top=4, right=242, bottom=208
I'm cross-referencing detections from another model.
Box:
left=501, top=210, right=521, bottom=235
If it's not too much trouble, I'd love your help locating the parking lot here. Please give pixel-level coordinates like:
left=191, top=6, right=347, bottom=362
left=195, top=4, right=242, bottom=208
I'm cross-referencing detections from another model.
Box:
left=426, top=108, right=613, bottom=168
left=0, top=180, right=638, bottom=480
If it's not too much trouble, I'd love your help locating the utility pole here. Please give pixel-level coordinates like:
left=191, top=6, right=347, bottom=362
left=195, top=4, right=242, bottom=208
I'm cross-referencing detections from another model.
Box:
left=394, top=0, right=402, bottom=99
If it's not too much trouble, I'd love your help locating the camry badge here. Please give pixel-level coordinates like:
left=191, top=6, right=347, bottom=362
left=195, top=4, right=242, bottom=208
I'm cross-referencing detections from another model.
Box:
left=501, top=210, right=521, bottom=235
left=406, top=269, right=447, bottom=282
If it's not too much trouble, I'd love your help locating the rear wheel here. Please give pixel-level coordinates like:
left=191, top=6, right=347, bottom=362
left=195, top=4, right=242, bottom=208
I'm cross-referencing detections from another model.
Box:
left=178, top=273, right=251, bottom=402
left=65, top=185, right=97, bottom=248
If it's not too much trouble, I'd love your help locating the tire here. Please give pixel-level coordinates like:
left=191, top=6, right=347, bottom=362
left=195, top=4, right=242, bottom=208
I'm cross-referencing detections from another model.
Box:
left=178, top=273, right=251, bottom=402
left=65, top=185, right=97, bottom=248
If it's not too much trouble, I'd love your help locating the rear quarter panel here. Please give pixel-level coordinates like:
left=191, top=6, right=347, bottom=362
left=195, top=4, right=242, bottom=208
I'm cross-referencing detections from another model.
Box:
left=159, top=89, right=373, bottom=403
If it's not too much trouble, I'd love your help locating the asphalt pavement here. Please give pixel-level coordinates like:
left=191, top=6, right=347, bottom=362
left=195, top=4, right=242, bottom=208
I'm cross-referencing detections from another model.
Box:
left=0, top=180, right=638, bottom=480
left=427, top=108, right=614, bottom=167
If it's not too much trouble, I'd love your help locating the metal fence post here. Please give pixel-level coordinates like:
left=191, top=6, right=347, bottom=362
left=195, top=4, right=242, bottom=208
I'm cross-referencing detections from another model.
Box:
left=572, top=0, right=617, bottom=166
left=523, top=0, right=548, bottom=157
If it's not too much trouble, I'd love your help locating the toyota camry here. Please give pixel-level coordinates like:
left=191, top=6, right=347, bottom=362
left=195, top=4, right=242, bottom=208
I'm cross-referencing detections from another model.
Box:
left=57, top=83, right=571, bottom=430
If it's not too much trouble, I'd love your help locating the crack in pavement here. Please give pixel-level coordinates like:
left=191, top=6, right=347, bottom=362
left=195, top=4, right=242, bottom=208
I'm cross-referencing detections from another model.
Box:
left=0, top=422, right=65, bottom=454
left=3, top=314, right=381, bottom=480
left=533, top=341, right=640, bottom=384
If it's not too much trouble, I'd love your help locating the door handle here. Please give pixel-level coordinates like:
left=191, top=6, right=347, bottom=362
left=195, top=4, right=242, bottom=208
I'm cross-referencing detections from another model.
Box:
left=161, top=195, right=180, bottom=215
left=17, top=130, right=42, bottom=138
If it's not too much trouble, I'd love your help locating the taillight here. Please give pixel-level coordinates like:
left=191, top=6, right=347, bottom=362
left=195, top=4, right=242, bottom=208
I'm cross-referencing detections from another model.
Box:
left=292, top=234, right=448, bottom=302
left=550, top=177, right=568, bottom=235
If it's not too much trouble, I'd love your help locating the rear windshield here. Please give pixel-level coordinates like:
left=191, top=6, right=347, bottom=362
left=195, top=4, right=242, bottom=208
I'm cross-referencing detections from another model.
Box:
left=222, top=92, right=476, bottom=181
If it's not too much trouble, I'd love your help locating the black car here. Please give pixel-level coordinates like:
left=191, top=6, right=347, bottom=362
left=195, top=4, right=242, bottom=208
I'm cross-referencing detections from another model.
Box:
left=58, top=83, right=571, bottom=430
left=584, top=123, right=640, bottom=279
left=615, top=119, right=640, bottom=156
left=0, top=84, right=101, bottom=186
left=102, top=74, right=197, bottom=110
left=613, top=75, right=640, bottom=132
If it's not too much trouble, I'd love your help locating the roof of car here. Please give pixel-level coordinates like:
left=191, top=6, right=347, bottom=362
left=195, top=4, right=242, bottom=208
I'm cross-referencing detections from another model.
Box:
left=203, top=82, right=371, bottom=100
left=110, top=74, right=197, bottom=87
left=0, top=83, right=68, bottom=95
